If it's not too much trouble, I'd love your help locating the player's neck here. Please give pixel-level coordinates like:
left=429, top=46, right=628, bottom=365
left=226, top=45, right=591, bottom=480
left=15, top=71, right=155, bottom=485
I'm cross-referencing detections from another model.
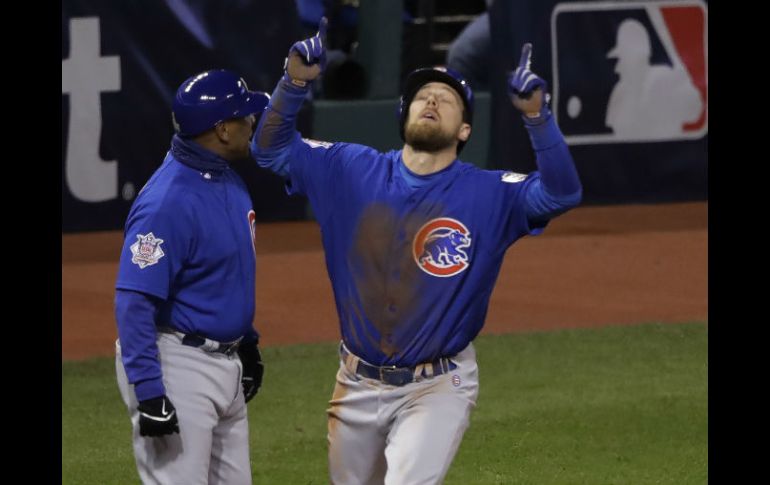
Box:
left=402, top=144, right=457, bottom=175
left=193, top=133, right=236, bottom=162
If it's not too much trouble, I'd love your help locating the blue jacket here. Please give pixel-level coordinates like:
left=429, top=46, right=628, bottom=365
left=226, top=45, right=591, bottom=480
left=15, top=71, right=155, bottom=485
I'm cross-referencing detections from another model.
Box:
left=115, top=135, right=259, bottom=401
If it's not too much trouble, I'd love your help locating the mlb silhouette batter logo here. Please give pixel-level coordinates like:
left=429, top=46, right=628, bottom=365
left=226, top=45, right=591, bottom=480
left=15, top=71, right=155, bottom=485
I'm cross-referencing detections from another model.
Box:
left=551, top=0, right=707, bottom=144
left=412, top=218, right=472, bottom=277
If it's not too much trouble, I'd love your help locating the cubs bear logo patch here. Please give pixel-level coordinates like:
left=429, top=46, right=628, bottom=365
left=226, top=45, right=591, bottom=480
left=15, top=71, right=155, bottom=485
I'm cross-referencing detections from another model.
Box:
left=130, top=232, right=165, bottom=269
left=412, top=218, right=472, bottom=277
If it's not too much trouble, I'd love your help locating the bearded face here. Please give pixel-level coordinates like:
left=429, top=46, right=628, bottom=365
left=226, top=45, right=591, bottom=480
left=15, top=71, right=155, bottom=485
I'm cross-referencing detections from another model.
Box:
left=404, top=82, right=470, bottom=153
left=404, top=116, right=458, bottom=152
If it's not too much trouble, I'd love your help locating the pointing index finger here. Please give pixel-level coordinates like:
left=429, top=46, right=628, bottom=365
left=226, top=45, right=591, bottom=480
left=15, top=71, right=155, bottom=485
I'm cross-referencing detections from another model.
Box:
left=518, top=43, right=533, bottom=70
left=317, top=16, right=328, bottom=40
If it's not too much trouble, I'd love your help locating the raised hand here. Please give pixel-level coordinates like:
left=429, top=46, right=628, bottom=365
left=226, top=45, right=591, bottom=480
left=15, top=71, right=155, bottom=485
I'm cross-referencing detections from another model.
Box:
left=508, top=43, right=551, bottom=120
left=285, top=17, right=328, bottom=86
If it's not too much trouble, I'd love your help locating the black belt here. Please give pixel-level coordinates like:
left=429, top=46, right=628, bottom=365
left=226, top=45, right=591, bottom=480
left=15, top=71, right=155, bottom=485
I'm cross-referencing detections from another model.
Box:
left=340, top=343, right=457, bottom=387
left=159, top=327, right=242, bottom=356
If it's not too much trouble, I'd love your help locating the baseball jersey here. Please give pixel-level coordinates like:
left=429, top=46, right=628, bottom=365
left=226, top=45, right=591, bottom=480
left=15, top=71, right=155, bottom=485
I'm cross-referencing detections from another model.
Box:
left=115, top=135, right=259, bottom=396
left=279, top=136, right=546, bottom=366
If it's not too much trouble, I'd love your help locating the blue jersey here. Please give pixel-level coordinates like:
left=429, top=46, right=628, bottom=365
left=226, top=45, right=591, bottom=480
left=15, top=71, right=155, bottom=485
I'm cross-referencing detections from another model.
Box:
left=282, top=137, right=545, bottom=366
left=116, top=136, right=259, bottom=395
left=253, top=78, right=580, bottom=367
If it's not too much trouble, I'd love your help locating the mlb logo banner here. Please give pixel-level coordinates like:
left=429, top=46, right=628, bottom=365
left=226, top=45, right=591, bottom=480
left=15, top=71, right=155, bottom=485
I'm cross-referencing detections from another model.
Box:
left=551, top=0, right=707, bottom=144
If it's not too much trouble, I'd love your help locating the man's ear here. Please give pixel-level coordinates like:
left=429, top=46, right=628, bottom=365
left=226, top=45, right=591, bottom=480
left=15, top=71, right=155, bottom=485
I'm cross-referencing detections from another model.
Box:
left=214, top=122, right=230, bottom=143
left=458, top=123, right=471, bottom=142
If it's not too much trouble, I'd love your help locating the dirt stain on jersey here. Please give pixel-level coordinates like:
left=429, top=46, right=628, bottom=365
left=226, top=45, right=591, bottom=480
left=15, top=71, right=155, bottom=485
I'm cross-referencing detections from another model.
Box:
left=348, top=203, right=429, bottom=357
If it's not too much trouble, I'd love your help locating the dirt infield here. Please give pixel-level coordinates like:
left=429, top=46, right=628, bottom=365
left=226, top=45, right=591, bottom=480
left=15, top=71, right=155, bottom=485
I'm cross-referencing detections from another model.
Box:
left=62, top=202, right=707, bottom=360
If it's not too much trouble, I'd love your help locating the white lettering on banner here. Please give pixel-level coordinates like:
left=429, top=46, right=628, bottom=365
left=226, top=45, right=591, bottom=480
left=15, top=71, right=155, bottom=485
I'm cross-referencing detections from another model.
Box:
left=62, top=17, right=121, bottom=202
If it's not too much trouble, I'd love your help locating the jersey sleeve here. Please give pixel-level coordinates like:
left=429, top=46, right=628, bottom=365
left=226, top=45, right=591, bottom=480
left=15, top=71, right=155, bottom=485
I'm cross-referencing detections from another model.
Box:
left=115, top=289, right=166, bottom=401
left=115, top=195, right=193, bottom=300
left=284, top=137, right=356, bottom=225
left=521, top=116, right=582, bottom=223
left=482, top=170, right=549, bottom=248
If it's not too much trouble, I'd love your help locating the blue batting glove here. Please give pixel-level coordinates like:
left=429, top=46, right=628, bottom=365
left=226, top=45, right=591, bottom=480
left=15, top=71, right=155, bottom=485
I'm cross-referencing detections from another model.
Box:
left=288, top=17, right=327, bottom=70
left=282, top=17, right=328, bottom=88
left=508, top=43, right=552, bottom=122
left=508, top=43, right=546, bottom=97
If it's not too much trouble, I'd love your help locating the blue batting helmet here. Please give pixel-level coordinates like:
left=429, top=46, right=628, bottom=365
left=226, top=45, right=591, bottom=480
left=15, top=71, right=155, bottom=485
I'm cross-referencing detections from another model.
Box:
left=172, top=69, right=270, bottom=138
left=398, top=66, right=474, bottom=152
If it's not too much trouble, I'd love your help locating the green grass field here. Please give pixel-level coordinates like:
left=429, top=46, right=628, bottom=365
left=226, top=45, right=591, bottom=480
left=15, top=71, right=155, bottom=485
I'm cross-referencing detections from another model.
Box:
left=62, top=322, right=707, bottom=484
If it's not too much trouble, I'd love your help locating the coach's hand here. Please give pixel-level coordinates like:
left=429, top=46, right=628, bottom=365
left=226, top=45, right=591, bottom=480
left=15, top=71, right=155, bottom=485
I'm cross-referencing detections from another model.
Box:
left=238, top=341, right=264, bottom=403
left=137, top=395, right=179, bottom=437
left=285, top=17, right=328, bottom=87
left=508, top=43, right=552, bottom=122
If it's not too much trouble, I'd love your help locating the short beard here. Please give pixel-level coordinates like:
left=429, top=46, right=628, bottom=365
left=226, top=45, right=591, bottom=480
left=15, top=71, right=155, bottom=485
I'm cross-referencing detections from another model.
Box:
left=404, top=121, right=456, bottom=153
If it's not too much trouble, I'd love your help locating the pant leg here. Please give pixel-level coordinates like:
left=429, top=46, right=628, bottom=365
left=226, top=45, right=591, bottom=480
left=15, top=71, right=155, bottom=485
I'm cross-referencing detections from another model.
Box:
left=116, top=337, right=224, bottom=485
left=383, top=344, right=480, bottom=485
left=208, top=358, right=252, bottom=485
left=327, top=362, right=388, bottom=485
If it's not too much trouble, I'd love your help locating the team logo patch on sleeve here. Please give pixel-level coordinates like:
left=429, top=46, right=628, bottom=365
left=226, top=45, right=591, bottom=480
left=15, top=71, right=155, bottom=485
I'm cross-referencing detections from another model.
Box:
left=412, top=218, right=472, bottom=277
left=501, top=172, right=528, bottom=184
left=130, top=232, right=165, bottom=269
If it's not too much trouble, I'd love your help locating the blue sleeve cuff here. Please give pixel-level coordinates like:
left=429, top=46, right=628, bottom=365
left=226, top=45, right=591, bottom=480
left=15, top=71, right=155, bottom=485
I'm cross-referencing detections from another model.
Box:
left=270, top=77, right=311, bottom=115
left=134, top=377, right=166, bottom=402
left=524, top=115, right=565, bottom=151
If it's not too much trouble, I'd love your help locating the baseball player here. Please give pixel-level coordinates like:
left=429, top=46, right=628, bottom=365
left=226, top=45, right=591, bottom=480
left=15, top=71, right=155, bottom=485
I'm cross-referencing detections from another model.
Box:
left=252, top=18, right=582, bottom=484
left=114, top=69, right=268, bottom=485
